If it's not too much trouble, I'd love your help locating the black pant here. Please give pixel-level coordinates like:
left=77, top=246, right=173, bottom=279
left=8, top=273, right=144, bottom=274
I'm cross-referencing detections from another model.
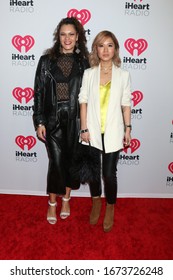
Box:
left=89, top=134, right=119, bottom=204
left=46, top=101, right=80, bottom=195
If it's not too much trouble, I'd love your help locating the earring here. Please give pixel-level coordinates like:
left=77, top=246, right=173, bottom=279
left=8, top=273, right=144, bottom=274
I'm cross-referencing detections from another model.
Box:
left=75, top=42, right=80, bottom=54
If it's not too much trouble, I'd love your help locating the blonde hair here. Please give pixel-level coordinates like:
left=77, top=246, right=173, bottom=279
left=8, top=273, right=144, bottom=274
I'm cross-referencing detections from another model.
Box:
left=89, top=30, right=121, bottom=67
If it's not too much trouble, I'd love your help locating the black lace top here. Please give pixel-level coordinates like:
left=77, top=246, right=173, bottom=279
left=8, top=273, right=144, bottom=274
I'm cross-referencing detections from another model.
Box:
left=56, top=53, right=75, bottom=101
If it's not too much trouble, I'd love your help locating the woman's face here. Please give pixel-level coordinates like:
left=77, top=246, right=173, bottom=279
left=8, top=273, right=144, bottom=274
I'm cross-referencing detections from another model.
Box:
left=59, top=24, right=78, bottom=53
left=96, top=37, right=115, bottom=62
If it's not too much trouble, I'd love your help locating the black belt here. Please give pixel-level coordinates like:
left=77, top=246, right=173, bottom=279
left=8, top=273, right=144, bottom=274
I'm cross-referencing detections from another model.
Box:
left=57, top=100, right=70, bottom=107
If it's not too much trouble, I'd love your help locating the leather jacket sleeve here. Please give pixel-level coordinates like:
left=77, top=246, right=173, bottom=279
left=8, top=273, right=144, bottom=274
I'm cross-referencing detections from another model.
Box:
left=33, top=55, right=49, bottom=129
left=80, top=58, right=90, bottom=73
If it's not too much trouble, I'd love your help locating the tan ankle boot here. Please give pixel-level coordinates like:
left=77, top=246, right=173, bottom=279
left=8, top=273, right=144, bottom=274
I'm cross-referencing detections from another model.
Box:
left=103, top=203, right=114, bottom=232
left=90, top=197, right=102, bottom=225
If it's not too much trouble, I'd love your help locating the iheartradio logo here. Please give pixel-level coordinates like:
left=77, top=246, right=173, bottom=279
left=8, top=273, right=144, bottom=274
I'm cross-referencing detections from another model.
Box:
left=168, top=162, right=173, bottom=174
left=132, top=91, right=143, bottom=107
left=15, top=135, right=36, bottom=150
left=12, top=35, right=35, bottom=53
left=67, top=9, right=91, bottom=25
left=123, top=138, right=140, bottom=153
left=124, top=38, right=148, bottom=56
left=12, top=87, right=34, bottom=103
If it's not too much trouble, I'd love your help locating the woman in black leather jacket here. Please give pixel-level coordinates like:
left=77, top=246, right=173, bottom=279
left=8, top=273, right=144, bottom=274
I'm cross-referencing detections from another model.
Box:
left=33, top=17, right=89, bottom=224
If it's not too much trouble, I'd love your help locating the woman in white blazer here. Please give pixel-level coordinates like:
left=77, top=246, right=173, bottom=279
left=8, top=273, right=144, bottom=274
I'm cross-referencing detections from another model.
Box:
left=78, top=31, right=132, bottom=232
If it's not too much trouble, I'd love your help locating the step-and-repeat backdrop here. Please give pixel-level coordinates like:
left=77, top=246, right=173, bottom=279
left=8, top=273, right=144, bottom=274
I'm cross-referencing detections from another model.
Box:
left=0, top=0, right=173, bottom=197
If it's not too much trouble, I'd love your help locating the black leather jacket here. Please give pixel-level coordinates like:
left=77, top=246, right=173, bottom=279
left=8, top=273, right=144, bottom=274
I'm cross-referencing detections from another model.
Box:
left=33, top=54, right=89, bottom=130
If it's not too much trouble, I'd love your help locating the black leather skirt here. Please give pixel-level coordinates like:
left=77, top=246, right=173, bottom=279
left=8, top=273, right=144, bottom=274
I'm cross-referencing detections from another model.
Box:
left=45, top=101, right=80, bottom=195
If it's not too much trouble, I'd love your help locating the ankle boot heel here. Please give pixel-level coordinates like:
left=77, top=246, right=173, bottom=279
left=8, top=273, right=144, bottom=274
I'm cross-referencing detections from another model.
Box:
left=103, top=203, right=114, bottom=232
left=90, top=197, right=102, bottom=225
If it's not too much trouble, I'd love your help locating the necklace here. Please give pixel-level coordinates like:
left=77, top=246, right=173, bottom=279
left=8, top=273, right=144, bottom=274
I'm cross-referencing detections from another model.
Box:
left=101, top=66, right=112, bottom=74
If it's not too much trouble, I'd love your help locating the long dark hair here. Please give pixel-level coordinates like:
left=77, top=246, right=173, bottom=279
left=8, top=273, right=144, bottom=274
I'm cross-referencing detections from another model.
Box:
left=45, top=17, right=89, bottom=60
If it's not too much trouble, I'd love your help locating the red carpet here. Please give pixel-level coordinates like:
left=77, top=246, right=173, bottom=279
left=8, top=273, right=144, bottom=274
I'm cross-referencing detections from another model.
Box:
left=0, top=194, right=173, bottom=260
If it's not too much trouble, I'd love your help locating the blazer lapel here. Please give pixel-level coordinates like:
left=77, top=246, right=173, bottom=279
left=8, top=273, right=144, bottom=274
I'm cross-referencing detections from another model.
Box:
left=105, top=66, right=120, bottom=127
left=91, top=66, right=101, bottom=126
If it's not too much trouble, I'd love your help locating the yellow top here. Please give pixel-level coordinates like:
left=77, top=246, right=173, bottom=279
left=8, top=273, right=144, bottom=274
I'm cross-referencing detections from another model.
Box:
left=100, top=81, right=111, bottom=133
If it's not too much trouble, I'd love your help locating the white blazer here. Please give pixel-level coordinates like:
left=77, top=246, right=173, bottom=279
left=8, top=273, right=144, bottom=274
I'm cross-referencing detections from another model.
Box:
left=78, top=64, right=131, bottom=153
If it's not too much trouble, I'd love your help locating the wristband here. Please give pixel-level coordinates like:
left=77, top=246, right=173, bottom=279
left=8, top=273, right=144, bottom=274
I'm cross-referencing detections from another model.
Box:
left=80, top=128, right=89, bottom=134
left=125, top=124, right=132, bottom=130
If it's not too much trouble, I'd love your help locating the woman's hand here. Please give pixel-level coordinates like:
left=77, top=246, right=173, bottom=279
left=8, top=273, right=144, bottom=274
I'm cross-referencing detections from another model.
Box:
left=37, top=125, right=46, bottom=142
left=123, top=130, right=131, bottom=147
left=81, top=131, right=90, bottom=143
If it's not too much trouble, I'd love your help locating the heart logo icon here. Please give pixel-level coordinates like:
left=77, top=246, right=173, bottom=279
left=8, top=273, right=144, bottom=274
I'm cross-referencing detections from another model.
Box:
left=12, top=87, right=34, bottom=104
left=124, top=38, right=148, bottom=56
left=12, top=35, right=35, bottom=53
left=67, top=9, right=91, bottom=25
left=168, top=162, right=173, bottom=174
left=132, top=91, right=143, bottom=107
left=124, top=138, right=140, bottom=154
left=15, top=135, right=36, bottom=150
